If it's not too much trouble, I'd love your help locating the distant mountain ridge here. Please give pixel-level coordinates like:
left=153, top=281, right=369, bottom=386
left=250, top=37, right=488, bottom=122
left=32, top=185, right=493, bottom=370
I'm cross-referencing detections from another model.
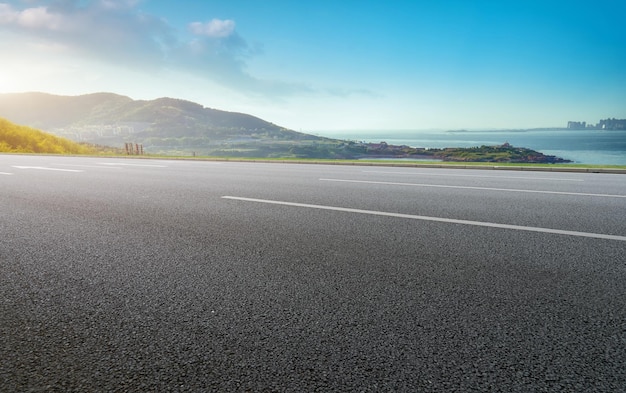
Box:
left=0, top=92, right=321, bottom=147
left=0, top=92, right=133, bottom=129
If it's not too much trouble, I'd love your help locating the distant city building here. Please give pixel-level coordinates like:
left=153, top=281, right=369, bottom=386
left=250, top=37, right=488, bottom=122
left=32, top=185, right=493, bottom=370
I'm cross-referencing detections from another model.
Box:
left=567, top=118, right=626, bottom=130
left=598, top=118, right=626, bottom=130
left=567, top=121, right=586, bottom=129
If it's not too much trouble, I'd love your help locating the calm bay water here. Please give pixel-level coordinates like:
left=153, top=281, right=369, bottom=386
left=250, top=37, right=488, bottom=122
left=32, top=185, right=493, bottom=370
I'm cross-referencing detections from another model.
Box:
left=324, top=129, right=626, bottom=165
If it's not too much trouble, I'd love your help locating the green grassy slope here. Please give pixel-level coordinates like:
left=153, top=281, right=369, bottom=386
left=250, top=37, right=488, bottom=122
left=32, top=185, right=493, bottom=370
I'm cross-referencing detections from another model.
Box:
left=0, top=117, right=96, bottom=154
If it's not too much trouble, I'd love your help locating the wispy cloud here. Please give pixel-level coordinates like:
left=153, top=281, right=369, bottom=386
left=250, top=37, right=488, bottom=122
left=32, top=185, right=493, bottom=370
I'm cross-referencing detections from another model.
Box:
left=189, top=19, right=235, bottom=38
left=0, top=0, right=320, bottom=97
left=0, top=0, right=173, bottom=67
left=326, top=87, right=381, bottom=98
left=1, top=5, right=64, bottom=30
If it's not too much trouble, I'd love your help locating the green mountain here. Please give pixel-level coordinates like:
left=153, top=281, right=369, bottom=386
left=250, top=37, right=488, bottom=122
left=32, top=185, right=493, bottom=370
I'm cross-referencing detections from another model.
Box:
left=0, top=92, right=324, bottom=152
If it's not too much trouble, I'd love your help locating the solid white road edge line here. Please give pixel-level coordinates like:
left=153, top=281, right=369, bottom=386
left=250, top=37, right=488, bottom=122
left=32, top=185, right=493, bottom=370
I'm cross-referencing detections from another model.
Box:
left=221, top=196, right=626, bottom=242
left=319, top=178, right=626, bottom=198
left=362, top=170, right=584, bottom=182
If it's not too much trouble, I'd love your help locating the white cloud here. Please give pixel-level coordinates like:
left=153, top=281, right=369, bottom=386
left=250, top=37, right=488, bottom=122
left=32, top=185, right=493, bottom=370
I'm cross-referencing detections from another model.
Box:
left=189, top=19, right=235, bottom=38
left=0, top=4, right=16, bottom=24
left=0, top=1, right=340, bottom=100
left=17, top=6, right=64, bottom=30
left=0, top=3, right=69, bottom=30
left=0, top=1, right=175, bottom=67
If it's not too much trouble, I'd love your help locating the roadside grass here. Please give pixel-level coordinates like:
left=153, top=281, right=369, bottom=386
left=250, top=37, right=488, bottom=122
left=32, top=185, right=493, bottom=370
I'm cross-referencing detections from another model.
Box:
left=113, top=154, right=626, bottom=170
left=4, top=151, right=624, bottom=171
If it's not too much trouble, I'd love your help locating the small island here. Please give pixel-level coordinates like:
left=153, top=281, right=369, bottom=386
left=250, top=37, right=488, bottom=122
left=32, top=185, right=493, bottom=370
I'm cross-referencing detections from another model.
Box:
left=351, top=141, right=571, bottom=163
left=203, top=140, right=572, bottom=163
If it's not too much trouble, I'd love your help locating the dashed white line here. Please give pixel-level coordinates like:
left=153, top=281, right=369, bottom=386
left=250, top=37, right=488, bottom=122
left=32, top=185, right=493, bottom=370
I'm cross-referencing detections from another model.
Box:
left=222, top=196, right=626, bottom=242
left=363, top=170, right=584, bottom=182
left=0, top=172, right=13, bottom=175
left=319, top=178, right=626, bottom=198
left=56, top=164, right=124, bottom=170
left=12, top=166, right=84, bottom=172
left=99, top=163, right=167, bottom=168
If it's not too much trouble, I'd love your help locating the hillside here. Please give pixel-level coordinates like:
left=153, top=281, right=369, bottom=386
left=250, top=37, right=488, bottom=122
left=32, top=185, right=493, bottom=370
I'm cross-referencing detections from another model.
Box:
left=0, top=93, right=324, bottom=152
left=0, top=117, right=96, bottom=154
left=0, top=92, right=573, bottom=163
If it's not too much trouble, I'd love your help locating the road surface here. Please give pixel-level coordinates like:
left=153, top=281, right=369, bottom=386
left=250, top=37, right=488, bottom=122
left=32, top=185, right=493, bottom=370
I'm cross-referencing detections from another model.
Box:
left=1, top=155, right=625, bottom=391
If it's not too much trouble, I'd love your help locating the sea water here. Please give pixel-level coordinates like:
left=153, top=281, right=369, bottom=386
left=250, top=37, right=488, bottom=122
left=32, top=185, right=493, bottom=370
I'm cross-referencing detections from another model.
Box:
left=323, top=129, right=626, bottom=165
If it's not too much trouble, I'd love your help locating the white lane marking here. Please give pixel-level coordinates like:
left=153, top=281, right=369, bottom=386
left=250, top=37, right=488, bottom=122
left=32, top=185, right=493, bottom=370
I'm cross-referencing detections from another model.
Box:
left=12, top=166, right=84, bottom=172
left=0, top=172, right=13, bottom=175
left=99, top=163, right=167, bottom=168
left=56, top=164, right=123, bottom=170
left=320, top=178, right=626, bottom=199
left=222, top=196, right=626, bottom=242
left=363, top=170, right=583, bottom=182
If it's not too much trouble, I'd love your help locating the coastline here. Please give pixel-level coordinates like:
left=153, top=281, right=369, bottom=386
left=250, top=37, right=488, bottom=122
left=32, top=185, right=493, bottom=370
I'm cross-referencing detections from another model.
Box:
left=323, top=129, right=626, bottom=165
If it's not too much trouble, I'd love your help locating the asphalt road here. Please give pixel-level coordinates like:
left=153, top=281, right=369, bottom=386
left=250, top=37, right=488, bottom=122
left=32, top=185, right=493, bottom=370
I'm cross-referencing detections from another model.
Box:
left=1, top=155, right=625, bottom=392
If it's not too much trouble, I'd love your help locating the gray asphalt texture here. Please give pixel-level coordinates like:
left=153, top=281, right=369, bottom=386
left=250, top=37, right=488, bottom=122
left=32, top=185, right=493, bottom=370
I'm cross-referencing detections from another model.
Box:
left=1, top=155, right=625, bottom=392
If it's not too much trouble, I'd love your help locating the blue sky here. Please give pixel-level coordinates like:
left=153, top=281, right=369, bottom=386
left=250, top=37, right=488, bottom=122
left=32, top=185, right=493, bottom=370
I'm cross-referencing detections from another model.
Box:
left=1, top=0, right=625, bottom=132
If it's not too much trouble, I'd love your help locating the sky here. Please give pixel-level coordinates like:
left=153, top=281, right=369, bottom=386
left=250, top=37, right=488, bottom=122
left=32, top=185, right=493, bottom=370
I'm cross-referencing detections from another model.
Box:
left=0, top=0, right=625, bottom=133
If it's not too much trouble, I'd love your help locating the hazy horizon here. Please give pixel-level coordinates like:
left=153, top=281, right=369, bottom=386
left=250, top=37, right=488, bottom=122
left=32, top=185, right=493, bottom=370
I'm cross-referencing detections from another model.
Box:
left=1, top=90, right=613, bottom=133
left=1, top=1, right=625, bottom=131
